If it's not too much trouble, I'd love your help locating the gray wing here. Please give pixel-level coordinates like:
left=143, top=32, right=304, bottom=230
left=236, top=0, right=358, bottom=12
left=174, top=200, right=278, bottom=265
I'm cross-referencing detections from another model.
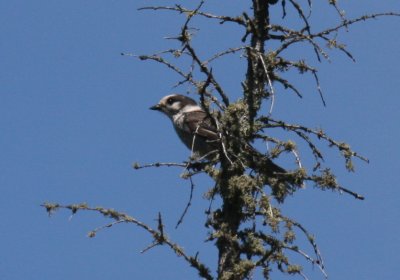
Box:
left=183, top=110, right=219, bottom=141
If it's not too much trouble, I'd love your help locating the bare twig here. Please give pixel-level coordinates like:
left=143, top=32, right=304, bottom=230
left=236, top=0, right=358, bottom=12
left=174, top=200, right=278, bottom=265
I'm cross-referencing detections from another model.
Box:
left=135, top=54, right=199, bottom=87
left=282, top=217, right=328, bottom=278
left=336, top=185, right=365, bottom=200
left=315, top=12, right=400, bottom=38
left=138, top=5, right=246, bottom=26
left=88, top=220, right=126, bottom=238
left=176, top=176, right=195, bottom=228
left=272, top=74, right=303, bottom=98
left=258, top=53, right=276, bottom=115
left=185, top=43, right=230, bottom=107
left=273, top=57, right=326, bottom=106
left=288, top=0, right=311, bottom=34
left=132, top=162, right=188, bottom=169
left=204, top=46, right=246, bottom=64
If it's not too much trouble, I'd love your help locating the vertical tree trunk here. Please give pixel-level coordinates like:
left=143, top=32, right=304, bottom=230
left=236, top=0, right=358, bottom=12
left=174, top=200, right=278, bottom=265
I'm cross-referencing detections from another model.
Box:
left=216, top=147, right=246, bottom=279
left=245, top=0, right=269, bottom=130
left=216, top=2, right=270, bottom=279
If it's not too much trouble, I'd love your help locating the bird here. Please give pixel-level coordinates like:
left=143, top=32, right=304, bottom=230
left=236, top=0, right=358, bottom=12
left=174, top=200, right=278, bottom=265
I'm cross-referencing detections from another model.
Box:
left=150, top=94, right=220, bottom=159
left=150, top=94, right=288, bottom=178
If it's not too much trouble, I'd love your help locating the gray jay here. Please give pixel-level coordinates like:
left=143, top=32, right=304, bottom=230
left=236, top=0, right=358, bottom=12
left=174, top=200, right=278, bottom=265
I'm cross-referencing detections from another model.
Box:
left=150, top=94, right=219, bottom=159
left=150, top=94, right=286, bottom=176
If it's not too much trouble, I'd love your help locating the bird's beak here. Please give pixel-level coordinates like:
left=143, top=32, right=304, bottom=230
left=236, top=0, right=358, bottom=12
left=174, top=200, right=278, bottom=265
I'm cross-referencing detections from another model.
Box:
left=150, top=104, right=162, bottom=111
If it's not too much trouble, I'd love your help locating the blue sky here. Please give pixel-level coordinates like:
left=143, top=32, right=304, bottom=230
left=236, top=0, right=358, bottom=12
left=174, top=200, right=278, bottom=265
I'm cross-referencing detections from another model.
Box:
left=1, top=1, right=399, bottom=279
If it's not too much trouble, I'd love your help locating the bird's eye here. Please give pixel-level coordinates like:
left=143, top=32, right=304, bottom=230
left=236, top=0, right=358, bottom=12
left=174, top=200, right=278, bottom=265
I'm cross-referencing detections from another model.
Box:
left=167, top=98, right=174, bottom=105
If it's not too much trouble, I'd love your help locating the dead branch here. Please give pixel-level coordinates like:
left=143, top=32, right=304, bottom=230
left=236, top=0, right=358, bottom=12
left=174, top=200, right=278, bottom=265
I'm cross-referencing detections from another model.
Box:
left=41, top=203, right=214, bottom=280
left=138, top=5, right=246, bottom=26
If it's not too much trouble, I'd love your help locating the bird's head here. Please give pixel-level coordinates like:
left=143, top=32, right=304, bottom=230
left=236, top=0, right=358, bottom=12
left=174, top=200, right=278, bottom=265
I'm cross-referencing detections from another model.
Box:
left=150, top=94, right=199, bottom=118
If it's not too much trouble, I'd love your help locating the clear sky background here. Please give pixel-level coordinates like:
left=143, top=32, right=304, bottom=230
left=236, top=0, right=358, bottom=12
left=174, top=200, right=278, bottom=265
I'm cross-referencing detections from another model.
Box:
left=1, top=1, right=399, bottom=279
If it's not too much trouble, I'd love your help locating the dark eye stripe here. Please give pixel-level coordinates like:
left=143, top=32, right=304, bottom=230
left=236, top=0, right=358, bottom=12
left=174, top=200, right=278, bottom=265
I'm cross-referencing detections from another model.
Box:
left=167, top=97, right=175, bottom=105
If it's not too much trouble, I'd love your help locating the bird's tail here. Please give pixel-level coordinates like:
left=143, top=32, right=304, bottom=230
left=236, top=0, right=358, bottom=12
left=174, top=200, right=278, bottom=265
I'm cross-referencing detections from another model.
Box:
left=244, top=146, right=299, bottom=202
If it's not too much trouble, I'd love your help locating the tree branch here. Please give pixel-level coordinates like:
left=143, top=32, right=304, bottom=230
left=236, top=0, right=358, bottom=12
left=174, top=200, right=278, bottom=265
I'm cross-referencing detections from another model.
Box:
left=41, top=203, right=214, bottom=280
